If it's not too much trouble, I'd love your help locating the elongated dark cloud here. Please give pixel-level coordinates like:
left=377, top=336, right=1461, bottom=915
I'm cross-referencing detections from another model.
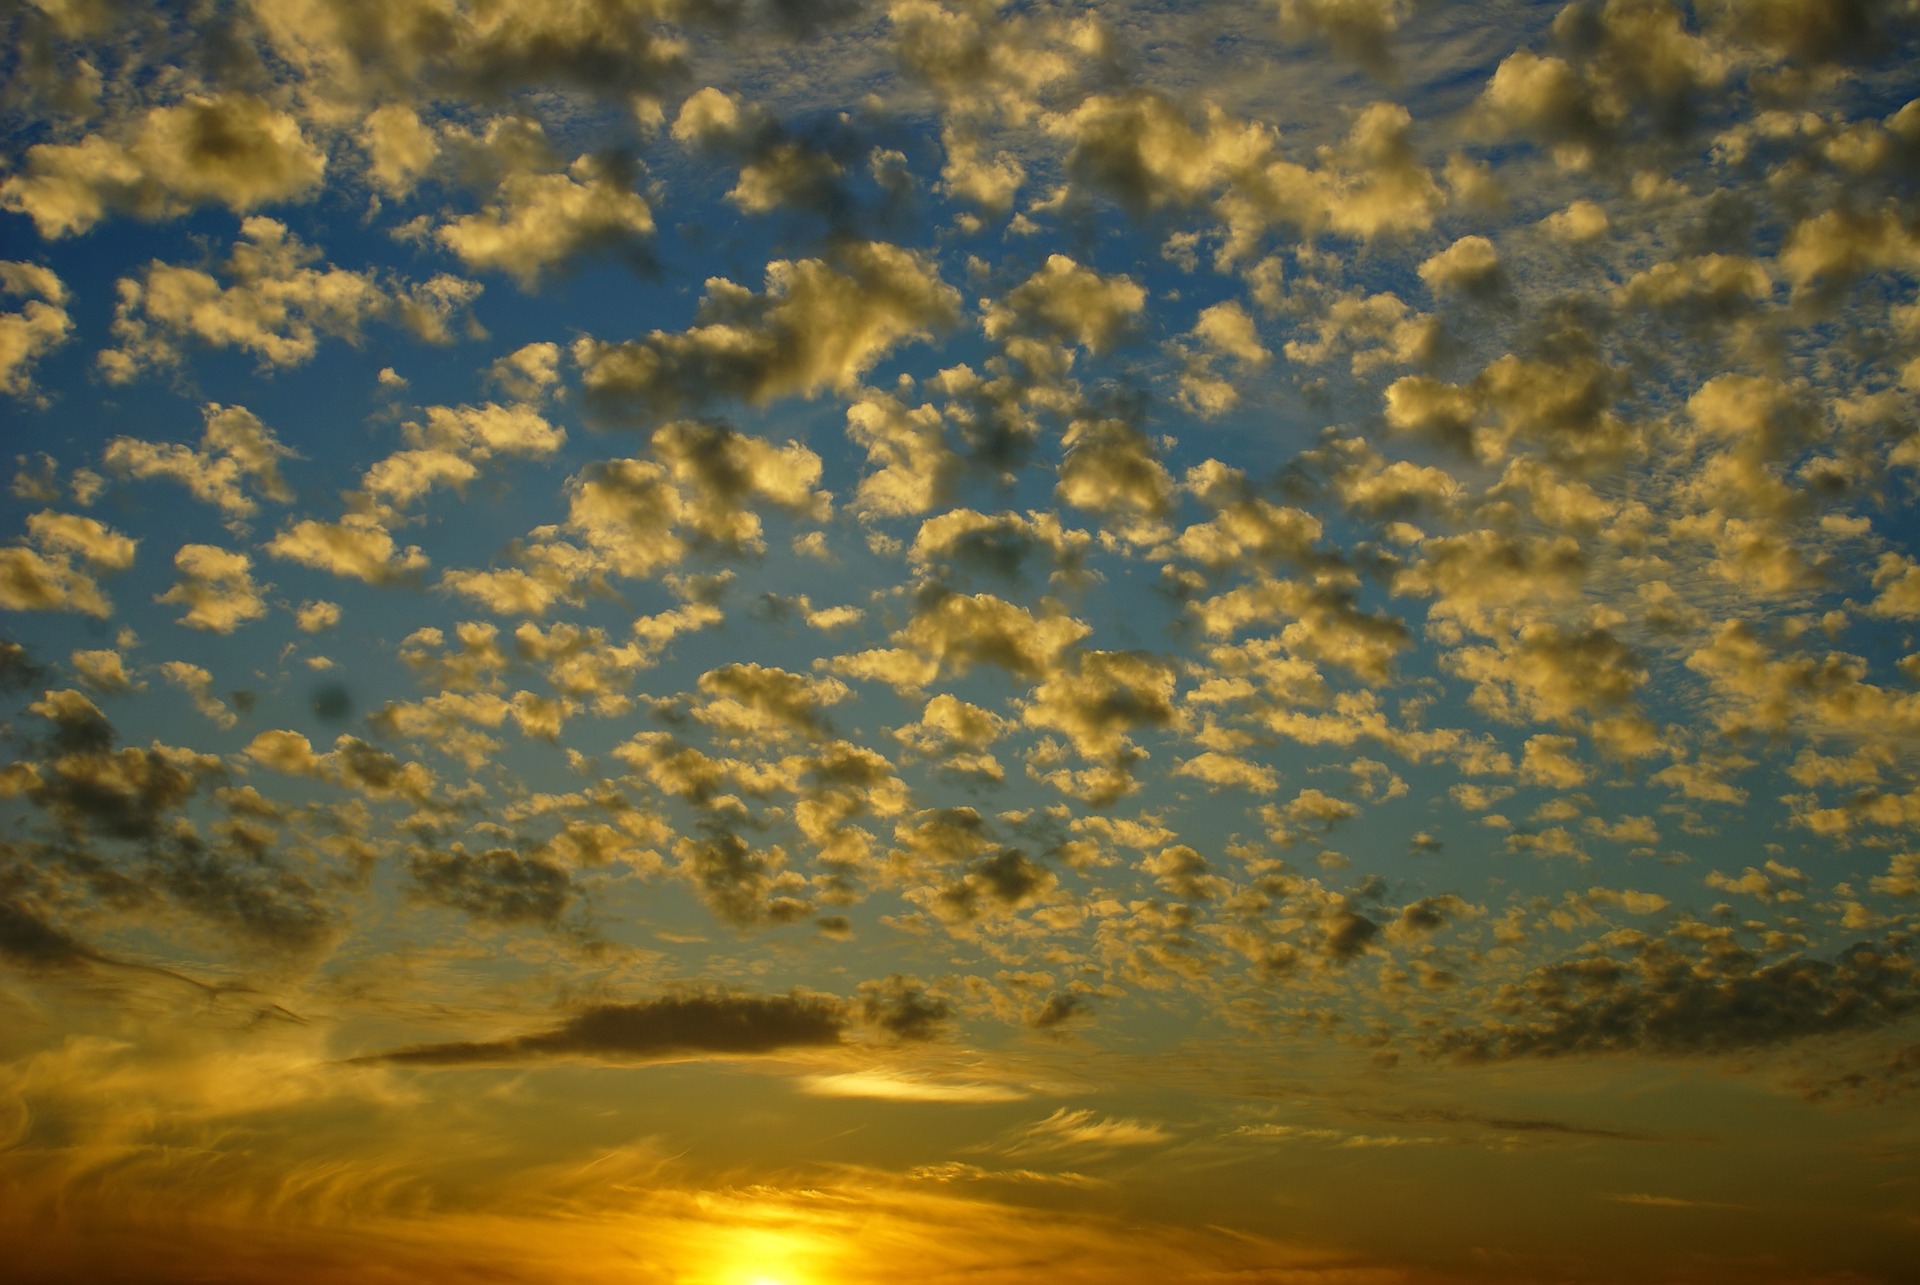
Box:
left=1344, top=1105, right=1665, bottom=1143
left=357, top=991, right=847, bottom=1066
left=1430, top=937, right=1920, bottom=1062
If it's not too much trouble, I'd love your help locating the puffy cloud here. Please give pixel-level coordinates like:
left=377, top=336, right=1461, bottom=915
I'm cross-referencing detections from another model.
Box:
left=908, top=508, right=1090, bottom=581
left=252, top=0, right=858, bottom=104
left=243, top=730, right=436, bottom=803
left=1022, top=650, right=1178, bottom=761
left=435, top=155, right=654, bottom=288
left=1394, top=529, right=1588, bottom=636
left=1518, top=734, right=1591, bottom=788
left=693, top=663, right=851, bottom=744
left=488, top=341, right=563, bottom=402
left=845, top=390, right=959, bottom=517
left=357, top=992, right=846, bottom=1065
left=834, top=590, right=1090, bottom=691
left=890, top=0, right=1079, bottom=112
left=1615, top=254, right=1774, bottom=340
left=1703, top=0, right=1920, bottom=66
left=894, top=693, right=1012, bottom=778
left=1173, top=749, right=1280, bottom=794
left=939, top=124, right=1026, bottom=214
left=575, top=242, right=960, bottom=416
left=267, top=514, right=429, bottom=584
left=919, top=845, right=1058, bottom=925
left=104, top=403, right=295, bottom=520
left=1704, top=860, right=1808, bottom=904
left=669, top=86, right=851, bottom=218
left=0, top=261, right=73, bottom=400
left=1684, top=620, right=1920, bottom=741
left=100, top=218, right=480, bottom=381
left=1541, top=198, right=1611, bottom=241
left=651, top=419, right=829, bottom=547
left=69, top=647, right=134, bottom=692
left=0, top=511, right=136, bottom=618
left=982, top=255, right=1146, bottom=354
left=1188, top=574, right=1410, bottom=684
left=159, top=660, right=237, bottom=728
left=0, top=94, right=325, bottom=238
left=1274, top=0, right=1411, bottom=70
left=673, top=828, right=812, bottom=927
left=359, top=103, right=439, bottom=197
left=359, top=402, right=564, bottom=513
left=1054, top=417, right=1174, bottom=535
left=1282, top=288, right=1439, bottom=377
left=1443, top=622, right=1646, bottom=727
left=1141, top=844, right=1228, bottom=901
left=1316, top=101, right=1445, bottom=240
left=1048, top=90, right=1276, bottom=219
left=155, top=544, right=269, bottom=634
left=1166, top=463, right=1321, bottom=570
left=1472, top=4, right=1729, bottom=168
left=1417, top=235, right=1502, bottom=296
left=561, top=458, right=684, bottom=579
left=1171, top=300, right=1271, bottom=416
left=858, top=974, right=956, bottom=1041
left=21, top=695, right=223, bottom=841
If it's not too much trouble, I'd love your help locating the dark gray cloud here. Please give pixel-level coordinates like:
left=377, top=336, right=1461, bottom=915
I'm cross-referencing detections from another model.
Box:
left=1344, top=1105, right=1666, bottom=1143
left=673, top=827, right=811, bottom=928
left=1028, top=990, right=1093, bottom=1031
left=408, top=843, right=572, bottom=925
left=859, top=973, right=954, bottom=1041
left=0, top=640, right=45, bottom=692
left=156, top=837, right=338, bottom=954
left=22, top=700, right=222, bottom=841
left=0, top=895, right=97, bottom=971
left=1430, top=936, right=1920, bottom=1062
left=357, top=991, right=847, bottom=1066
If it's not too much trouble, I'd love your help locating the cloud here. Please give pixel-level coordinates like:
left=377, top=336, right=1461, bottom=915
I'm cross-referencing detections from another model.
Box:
left=155, top=544, right=269, bottom=634
left=0, top=94, right=325, bottom=237
left=575, top=242, right=960, bottom=417
left=105, top=403, right=296, bottom=521
left=1021, top=649, right=1178, bottom=762
left=0, top=511, right=138, bottom=618
left=100, top=218, right=480, bottom=381
left=832, top=589, right=1090, bottom=691
left=357, top=992, right=847, bottom=1066
left=266, top=514, right=430, bottom=584
left=803, top=1071, right=1026, bottom=1102
left=858, top=973, right=956, bottom=1041
left=1430, top=934, right=1920, bottom=1061
left=1005, top=1107, right=1171, bottom=1153
left=694, top=662, right=851, bottom=743
left=1274, top=0, right=1411, bottom=71
left=435, top=155, right=654, bottom=288
left=0, top=261, right=73, bottom=400
left=408, top=843, right=573, bottom=926
left=0, top=898, right=99, bottom=973
left=981, top=255, right=1146, bottom=354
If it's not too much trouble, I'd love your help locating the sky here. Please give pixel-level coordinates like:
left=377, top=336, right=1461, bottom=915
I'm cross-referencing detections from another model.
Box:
left=1, top=1, right=1919, bottom=1281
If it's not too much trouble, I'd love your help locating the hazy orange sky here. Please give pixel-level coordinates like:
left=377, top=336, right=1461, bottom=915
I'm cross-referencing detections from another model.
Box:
left=2, top=1, right=1919, bottom=1281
